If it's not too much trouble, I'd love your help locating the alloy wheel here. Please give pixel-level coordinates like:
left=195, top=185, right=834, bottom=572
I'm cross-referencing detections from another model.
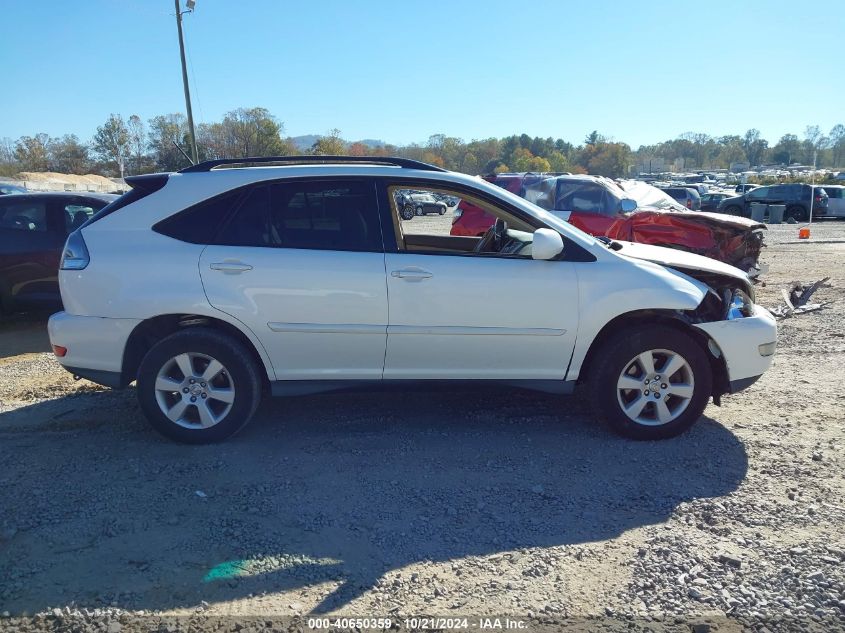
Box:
left=616, top=348, right=695, bottom=426
left=154, top=352, right=235, bottom=429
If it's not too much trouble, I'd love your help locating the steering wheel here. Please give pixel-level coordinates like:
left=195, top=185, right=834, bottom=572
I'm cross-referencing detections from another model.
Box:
left=11, top=215, right=36, bottom=230
left=474, top=218, right=508, bottom=253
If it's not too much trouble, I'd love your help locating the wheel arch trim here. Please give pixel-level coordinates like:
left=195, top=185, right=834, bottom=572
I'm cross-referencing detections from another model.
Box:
left=121, top=310, right=276, bottom=386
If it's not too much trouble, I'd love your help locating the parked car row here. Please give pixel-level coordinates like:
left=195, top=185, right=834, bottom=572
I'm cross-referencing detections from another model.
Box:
left=717, top=183, right=829, bottom=221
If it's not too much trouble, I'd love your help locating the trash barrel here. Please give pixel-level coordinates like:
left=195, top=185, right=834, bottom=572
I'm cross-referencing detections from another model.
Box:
left=750, top=202, right=767, bottom=222
left=768, top=204, right=785, bottom=224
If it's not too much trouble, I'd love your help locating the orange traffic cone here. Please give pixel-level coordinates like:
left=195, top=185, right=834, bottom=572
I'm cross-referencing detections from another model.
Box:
left=798, top=227, right=810, bottom=239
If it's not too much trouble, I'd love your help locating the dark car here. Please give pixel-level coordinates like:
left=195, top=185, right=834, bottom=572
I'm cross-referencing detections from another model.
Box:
left=0, top=184, right=27, bottom=195
left=402, top=192, right=447, bottom=219
left=718, top=184, right=828, bottom=221
left=699, top=192, right=733, bottom=212
left=0, top=192, right=116, bottom=313
left=659, top=186, right=702, bottom=210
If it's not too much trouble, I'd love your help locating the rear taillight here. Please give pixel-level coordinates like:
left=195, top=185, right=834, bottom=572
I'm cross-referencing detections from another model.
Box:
left=52, top=344, right=67, bottom=357
left=60, top=230, right=90, bottom=270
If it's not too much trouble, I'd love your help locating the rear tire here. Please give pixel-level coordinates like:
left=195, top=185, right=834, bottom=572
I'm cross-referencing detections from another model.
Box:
left=786, top=205, right=808, bottom=222
left=136, top=328, right=262, bottom=443
left=587, top=326, right=712, bottom=440
left=723, top=205, right=742, bottom=217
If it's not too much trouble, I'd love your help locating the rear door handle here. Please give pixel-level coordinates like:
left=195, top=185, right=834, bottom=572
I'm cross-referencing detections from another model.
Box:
left=391, top=268, right=433, bottom=280
left=210, top=261, right=253, bottom=274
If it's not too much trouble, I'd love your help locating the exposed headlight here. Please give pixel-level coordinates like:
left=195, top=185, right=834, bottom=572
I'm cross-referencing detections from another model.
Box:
left=724, top=288, right=753, bottom=320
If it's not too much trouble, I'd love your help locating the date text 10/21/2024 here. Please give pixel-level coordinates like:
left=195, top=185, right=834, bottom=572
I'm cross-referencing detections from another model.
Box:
left=307, top=617, right=529, bottom=630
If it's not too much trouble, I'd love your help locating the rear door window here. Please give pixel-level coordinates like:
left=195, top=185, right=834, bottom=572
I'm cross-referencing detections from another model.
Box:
left=214, top=180, right=383, bottom=252
left=267, top=181, right=383, bottom=252
left=0, top=199, right=48, bottom=232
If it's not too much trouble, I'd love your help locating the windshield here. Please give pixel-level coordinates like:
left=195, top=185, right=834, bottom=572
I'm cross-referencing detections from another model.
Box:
left=617, top=180, right=686, bottom=211
left=473, top=177, right=602, bottom=246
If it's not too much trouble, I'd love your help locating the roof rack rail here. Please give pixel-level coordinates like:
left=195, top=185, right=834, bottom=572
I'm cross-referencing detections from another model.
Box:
left=178, top=155, right=448, bottom=174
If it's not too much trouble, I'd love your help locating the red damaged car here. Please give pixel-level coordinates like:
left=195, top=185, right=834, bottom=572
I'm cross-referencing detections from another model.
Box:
left=451, top=173, right=765, bottom=272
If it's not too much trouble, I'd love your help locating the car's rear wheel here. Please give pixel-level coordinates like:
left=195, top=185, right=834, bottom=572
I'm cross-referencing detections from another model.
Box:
left=136, top=328, right=262, bottom=443
left=587, top=326, right=712, bottom=440
left=439, top=207, right=446, bottom=215
left=723, top=205, right=742, bottom=216
left=786, top=205, right=808, bottom=222
left=401, top=205, right=414, bottom=221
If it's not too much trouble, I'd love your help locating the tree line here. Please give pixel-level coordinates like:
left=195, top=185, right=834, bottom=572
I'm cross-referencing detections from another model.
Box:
left=2, top=106, right=844, bottom=180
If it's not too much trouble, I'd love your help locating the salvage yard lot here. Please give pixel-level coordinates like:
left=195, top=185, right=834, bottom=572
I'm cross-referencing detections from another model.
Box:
left=1, top=222, right=844, bottom=630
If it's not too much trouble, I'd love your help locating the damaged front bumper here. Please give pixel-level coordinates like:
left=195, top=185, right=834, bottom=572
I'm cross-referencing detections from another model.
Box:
left=694, top=304, right=777, bottom=394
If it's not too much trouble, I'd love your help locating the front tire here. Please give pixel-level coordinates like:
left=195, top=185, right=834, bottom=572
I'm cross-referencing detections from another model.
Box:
left=136, top=328, right=262, bottom=443
left=401, top=205, right=415, bottom=221
left=723, top=205, right=743, bottom=217
left=587, top=326, right=712, bottom=440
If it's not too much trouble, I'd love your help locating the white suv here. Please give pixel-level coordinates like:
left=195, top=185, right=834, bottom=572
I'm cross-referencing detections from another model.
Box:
left=48, top=156, right=777, bottom=443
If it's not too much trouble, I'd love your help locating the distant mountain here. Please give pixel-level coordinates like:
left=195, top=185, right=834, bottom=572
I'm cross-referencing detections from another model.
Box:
left=356, top=139, right=386, bottom=148
left=289, top=135, right=321, bottom=151
left=288, top=135, right=387, bottom=151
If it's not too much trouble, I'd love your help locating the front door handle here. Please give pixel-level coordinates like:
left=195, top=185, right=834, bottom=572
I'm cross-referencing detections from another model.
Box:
left=210, top=261, right=253, bottom=274
left=391, top=268, right=433, bottom=280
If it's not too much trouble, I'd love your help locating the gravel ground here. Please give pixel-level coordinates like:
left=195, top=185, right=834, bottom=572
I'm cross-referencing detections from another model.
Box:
left=1, top=220, right=844, bottom=632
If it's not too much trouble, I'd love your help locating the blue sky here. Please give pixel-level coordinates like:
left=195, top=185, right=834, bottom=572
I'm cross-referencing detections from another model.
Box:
left=2, top=0, right=843, bottom=148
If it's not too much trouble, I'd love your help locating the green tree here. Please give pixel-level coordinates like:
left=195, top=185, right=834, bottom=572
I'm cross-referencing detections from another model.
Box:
left=586, top=142, right=631, bottom=178
left=742, top=129, right=768, bottom=167
left=770, top=133, right=800, bottom=166
left=48, top=135, right=90, bottom=174
left=149, top=114, right=189, bottom=171
left=14, top=134, right=50, bottom=172
left=830, top=124, right=845, bottom=167
left=218, top=107, right=290, bottom=157
left=802, top=125, right=828, bottom=165
left=127, top=115, right=147, bottom=174
left=312, top=128, right=346, bottom=155
left=92, top=114, right=130, bottom=177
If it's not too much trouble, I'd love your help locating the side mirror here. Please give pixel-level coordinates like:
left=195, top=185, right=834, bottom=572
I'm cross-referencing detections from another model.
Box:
left=620, top=198, right=637, bottom=213
left=532, top=228, right=564, bottom=260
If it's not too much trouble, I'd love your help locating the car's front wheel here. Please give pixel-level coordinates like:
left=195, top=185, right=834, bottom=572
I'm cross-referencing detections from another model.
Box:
left=401, top=205, right=415, bottom=221
left=722, top=205, right=743, bottom=216
left=136, top=328, right=262, bottom=443
left=587, top=326, right=712, bottom=440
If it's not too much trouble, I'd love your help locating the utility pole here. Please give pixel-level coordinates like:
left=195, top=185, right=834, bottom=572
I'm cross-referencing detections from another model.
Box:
left=174, top=0, right=198, bottom=164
